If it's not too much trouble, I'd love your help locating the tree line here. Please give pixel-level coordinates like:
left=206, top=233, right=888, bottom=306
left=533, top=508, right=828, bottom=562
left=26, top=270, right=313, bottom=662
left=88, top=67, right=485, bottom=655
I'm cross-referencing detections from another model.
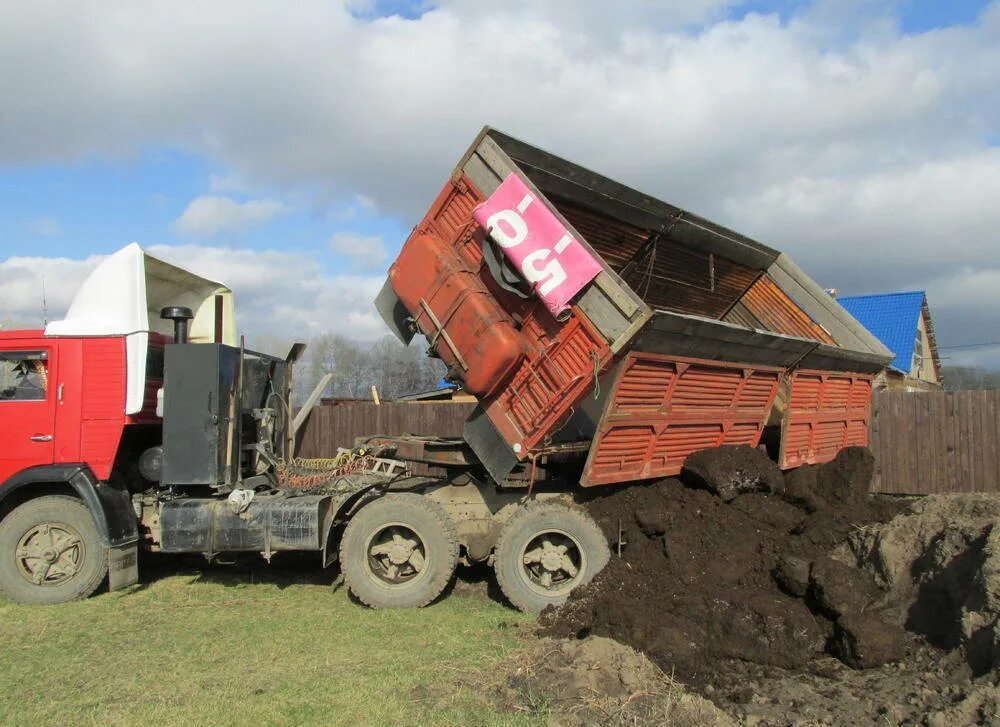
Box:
left=251, top=333, right=448, bottom=404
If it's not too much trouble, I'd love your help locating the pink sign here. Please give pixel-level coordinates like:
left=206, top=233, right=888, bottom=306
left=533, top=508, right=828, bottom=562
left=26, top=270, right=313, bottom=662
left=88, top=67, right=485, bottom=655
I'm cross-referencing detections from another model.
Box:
left=472, top=174, right=602, bottom=319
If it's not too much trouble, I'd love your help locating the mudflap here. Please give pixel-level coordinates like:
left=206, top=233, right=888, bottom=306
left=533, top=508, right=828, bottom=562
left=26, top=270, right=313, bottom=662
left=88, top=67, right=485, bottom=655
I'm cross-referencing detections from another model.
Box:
left=108, top=543, right=139, bottom=591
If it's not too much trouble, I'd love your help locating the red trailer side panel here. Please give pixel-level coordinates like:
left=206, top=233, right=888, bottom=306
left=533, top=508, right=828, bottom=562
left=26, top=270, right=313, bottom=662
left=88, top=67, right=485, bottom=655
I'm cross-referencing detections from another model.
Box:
left=581, top=352, right=783, bottom=486
left=779, top=370, right=873, bottom=469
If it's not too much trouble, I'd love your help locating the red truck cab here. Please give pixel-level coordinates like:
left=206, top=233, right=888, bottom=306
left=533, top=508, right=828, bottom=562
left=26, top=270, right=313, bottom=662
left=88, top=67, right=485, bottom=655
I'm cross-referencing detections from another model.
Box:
left=0, top=244, right=234, bottom=604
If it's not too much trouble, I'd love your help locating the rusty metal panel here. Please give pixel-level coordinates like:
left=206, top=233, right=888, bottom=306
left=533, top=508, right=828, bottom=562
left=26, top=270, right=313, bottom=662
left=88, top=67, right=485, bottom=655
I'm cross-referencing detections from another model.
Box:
left=730, top=274, right=836, bottom=344
left=485, top=313, right=612, bottom=455
left=581, top=352, right=783, bottom=487
left=779, top=370, right=873, bottom=469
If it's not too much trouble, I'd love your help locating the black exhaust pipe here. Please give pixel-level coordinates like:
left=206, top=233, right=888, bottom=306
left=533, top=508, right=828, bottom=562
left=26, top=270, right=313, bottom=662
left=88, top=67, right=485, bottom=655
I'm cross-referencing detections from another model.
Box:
left=160, top=306, right=194, bottom=344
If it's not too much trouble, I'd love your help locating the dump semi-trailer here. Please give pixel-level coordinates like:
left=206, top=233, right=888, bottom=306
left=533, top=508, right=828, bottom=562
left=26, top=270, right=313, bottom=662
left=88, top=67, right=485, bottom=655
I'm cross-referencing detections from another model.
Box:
left=376, top=127, right=892, bottom=485
left=0, top=129, right=892, bottom=613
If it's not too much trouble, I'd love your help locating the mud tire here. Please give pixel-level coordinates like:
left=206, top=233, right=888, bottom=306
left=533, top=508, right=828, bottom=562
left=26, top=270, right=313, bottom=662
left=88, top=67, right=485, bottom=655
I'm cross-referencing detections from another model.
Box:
left=494, top=502, right=610, bottom=613
left=340, top=493, right=459, bottom=608
left=0, top=496, right=108, bottom=605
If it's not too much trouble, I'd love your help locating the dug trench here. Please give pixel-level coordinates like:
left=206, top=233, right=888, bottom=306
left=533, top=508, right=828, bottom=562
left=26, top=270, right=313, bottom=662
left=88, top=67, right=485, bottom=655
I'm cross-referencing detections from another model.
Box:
left=517, top=446, right=1000, bottom=725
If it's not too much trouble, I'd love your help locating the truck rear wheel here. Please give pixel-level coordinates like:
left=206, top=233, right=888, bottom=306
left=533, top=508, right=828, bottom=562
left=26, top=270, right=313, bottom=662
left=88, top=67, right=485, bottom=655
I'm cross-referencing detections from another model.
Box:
left=494, top=503, right=610, bottom=613
left=0, top=495, right=108, bottom=605
left=339, top=494, right=459, bottom=608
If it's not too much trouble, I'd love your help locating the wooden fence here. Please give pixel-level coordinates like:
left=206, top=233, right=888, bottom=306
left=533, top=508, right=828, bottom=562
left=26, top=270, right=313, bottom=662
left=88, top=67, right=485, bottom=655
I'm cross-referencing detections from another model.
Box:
left=870, top=390, right=1000, bottom=495
left=296, top=391, right=1000, bottom=496
left=295, top=401, right=475, bottom=457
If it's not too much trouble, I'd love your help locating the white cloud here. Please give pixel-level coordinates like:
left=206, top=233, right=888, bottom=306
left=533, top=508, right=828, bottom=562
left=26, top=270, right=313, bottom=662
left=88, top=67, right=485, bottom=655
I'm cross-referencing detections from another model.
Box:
left=0, top=253, right=101, bottom=328
left=0, top=1, right=999, bottom=361
left=174, top=196, right=287, bottom=237
left=26, top=217, right=62, bottom=237
left=329, top=231, right=387, bottom=268
left=208, top=172, right=251, bottom=194
left=0, top=245, right=385, bottom=341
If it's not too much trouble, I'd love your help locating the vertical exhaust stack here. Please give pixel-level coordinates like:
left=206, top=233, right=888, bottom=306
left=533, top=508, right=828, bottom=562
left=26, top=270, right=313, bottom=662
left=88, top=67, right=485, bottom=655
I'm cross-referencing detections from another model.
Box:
left=160, top=306, right=194, bottom=344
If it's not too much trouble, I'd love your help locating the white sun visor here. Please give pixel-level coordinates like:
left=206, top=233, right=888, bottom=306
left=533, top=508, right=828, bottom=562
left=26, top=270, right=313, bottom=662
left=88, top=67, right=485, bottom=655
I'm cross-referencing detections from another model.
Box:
left=44, top=243, right=236, bottom=414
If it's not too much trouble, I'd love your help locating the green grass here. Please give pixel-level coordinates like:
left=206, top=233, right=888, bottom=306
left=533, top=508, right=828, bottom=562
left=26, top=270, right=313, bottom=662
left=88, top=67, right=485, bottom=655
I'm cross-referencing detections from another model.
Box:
left=0, top=556, right=540, bottom=727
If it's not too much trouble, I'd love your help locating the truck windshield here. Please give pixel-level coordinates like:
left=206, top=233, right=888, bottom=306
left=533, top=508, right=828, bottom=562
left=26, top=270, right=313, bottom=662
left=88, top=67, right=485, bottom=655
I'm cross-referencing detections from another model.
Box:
left=0, top=351, right=48, bottom=401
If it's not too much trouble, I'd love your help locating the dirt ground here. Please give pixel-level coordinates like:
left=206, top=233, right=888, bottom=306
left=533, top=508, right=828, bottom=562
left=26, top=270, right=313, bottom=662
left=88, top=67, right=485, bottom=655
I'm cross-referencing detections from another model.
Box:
left=518, top=446, right=1000, bottom=726
left=494, top=636, right=735, bottom=726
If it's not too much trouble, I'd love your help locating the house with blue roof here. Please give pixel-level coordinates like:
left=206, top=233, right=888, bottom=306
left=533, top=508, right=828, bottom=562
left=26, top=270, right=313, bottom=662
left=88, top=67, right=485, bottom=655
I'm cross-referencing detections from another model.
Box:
left=837, top=291, right=942, bottom=390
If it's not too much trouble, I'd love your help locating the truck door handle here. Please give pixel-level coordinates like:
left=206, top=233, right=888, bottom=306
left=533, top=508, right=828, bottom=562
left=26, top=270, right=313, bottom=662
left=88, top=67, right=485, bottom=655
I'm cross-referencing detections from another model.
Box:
left=29, top=435, right=53, bottom=442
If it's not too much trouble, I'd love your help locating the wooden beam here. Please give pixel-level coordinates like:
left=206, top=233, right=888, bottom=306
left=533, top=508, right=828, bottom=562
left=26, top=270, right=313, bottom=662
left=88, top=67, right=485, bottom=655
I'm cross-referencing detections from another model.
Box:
left=292, top=372, right=333, bottom=437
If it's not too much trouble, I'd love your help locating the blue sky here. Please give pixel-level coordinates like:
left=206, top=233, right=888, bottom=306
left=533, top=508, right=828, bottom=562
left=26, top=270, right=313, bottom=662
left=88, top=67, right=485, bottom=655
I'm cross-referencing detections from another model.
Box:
left=1, top=0, right=998, bottom=366
left=0, top=148, right=406, bottom=274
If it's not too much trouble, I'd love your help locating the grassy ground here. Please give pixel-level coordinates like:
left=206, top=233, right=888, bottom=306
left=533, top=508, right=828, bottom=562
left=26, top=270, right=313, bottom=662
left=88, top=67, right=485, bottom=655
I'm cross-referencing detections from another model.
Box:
left=0, top=555, right=540, bottom=727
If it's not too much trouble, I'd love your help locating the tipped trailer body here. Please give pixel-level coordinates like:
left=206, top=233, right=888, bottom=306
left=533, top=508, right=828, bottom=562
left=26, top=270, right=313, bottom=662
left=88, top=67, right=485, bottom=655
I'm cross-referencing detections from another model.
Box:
left=378, top=127, right=892, bottom=488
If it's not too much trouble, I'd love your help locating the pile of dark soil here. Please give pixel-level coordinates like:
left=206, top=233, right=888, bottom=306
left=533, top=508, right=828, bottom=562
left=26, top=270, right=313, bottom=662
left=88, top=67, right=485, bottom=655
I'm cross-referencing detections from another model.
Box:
left=539, top=446, right=906, bottom=685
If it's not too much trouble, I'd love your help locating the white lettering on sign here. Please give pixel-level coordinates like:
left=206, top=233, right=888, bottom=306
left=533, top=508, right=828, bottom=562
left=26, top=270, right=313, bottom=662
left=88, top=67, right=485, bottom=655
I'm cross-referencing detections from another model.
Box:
left=473, top=174, right=603, bottom=318
left=485, top=194, right=569, bottom=294
left=486, top=208, right=529, bottom=248
left=522, top=249, right=568, bottom=296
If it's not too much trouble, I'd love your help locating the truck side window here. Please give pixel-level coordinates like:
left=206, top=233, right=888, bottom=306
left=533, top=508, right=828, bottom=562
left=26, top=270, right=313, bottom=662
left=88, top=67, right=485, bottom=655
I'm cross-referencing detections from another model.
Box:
left=0, top=351, right=49, bottom=401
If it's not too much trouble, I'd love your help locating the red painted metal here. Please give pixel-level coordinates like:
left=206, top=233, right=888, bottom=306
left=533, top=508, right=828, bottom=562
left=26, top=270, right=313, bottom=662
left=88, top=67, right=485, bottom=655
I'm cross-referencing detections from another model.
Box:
left=390, top=231, right=527, bottom=397
left=389, top=177, right=616, bottom=459
left=581, top=352, right=784, bottom=486
left=735, top=275, right=836, bottom=344
left=1, top=334, right=129, bottom=485
left=78, top=337, right=127, bottom=480
left=779, top=370, right=873, bottom=469
left=0, top=336, right=58, bottom=483
left=484, top=313, right=611, bottom=453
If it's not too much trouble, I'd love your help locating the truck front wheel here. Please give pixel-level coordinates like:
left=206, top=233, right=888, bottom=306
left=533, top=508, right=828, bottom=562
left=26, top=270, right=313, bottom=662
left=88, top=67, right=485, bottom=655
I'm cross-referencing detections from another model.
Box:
left=0, top=495, right=109, bottom=605
left=339, top=494, right=459, bottom=608
left=494, top=503, right=610, bottom=613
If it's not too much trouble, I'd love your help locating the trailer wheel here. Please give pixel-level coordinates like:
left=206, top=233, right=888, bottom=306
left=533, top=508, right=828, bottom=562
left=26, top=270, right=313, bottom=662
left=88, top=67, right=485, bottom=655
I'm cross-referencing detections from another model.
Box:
left=0, top=496, right=108, bottom=605
left=494, top=503, right=610, bottom=613
left=339, top=494, right=459, bottom=608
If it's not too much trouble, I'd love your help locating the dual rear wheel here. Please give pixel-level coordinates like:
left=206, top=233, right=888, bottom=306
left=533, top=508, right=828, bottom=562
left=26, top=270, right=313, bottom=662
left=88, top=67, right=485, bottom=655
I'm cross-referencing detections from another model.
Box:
left=339, top=495, right=609, bottom=612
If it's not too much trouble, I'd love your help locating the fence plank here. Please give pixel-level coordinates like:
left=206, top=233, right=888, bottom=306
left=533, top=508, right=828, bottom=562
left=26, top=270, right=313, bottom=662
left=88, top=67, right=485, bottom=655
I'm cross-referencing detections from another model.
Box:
left=868, top=390, right=1000, bottom=495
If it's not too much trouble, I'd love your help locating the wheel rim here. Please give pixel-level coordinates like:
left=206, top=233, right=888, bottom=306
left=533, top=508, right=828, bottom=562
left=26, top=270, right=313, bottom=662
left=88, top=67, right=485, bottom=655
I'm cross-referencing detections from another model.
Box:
left=518, top=528, right=586, bottom=598
left=15, top=521, right=85, bottom=587
left=363, top=522, right=429, bottom=589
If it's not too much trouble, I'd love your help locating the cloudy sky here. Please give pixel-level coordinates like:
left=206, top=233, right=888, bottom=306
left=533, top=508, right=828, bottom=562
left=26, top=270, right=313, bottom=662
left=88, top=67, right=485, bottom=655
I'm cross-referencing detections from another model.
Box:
left=1, top=0, right=998, bottom=367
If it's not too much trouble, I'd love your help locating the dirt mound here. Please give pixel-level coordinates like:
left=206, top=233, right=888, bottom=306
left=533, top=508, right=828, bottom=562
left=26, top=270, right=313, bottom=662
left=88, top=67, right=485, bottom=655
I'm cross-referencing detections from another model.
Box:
left=682, top=444, right=784, bottom=501
left=711, top=643, right=999, bottom=726
left=540, top=447, right=906, bottom=685
left=496, top=636, right=734, bottom=726
left=842, top=493, right=1000, bottom=674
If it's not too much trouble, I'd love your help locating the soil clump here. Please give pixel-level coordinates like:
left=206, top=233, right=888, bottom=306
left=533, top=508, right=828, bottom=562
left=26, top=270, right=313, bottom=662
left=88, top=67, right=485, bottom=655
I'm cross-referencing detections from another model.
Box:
left=540, top=446, right=904, bottom=684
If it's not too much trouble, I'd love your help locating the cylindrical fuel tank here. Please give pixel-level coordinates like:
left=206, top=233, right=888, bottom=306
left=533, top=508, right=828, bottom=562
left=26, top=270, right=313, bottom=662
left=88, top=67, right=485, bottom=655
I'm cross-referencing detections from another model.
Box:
left=389, top=233, right=527, bottom=397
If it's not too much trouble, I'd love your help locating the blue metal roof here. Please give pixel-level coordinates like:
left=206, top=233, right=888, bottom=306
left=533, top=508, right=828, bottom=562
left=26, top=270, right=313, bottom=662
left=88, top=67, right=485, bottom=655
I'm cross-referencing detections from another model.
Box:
left=838, top=291, right=925, bottom=373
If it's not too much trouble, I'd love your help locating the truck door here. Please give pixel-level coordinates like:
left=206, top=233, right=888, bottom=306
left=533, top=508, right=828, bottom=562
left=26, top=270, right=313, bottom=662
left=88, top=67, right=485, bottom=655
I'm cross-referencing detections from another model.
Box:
left=0, top=344, right=57, bottom=484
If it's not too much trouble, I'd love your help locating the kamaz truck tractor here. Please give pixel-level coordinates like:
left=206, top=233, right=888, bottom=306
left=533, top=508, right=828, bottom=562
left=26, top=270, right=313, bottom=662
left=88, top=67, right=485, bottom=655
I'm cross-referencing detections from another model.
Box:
left=0, top=128, right=891, bottom=611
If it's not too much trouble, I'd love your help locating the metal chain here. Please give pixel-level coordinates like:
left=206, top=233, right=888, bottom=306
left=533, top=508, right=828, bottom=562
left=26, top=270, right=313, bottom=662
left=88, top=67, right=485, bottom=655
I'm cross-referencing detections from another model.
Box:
left=275, top=447, right=384, bottom=489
